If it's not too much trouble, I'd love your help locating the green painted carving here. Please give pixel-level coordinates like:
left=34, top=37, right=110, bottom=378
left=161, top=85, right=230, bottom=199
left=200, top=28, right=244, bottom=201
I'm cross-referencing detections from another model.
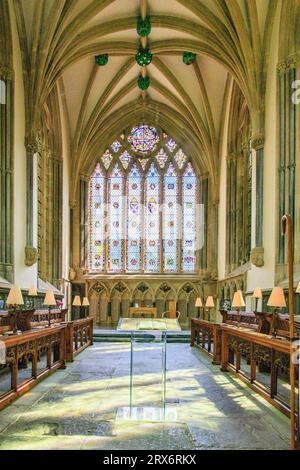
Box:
left=95, top=54, right=108, bottom=66
left=137, top=75, right=150, bottom=90
left=135, top=47, right=152, bottom=66
left=137, top=16, right=151, bottom=37
left=183, top=51, right=196, bottom=65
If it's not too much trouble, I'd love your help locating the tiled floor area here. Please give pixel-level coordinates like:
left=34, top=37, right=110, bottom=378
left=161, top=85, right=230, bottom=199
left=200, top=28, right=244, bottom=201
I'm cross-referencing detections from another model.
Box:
left=0, top=343, right=290, bottom=450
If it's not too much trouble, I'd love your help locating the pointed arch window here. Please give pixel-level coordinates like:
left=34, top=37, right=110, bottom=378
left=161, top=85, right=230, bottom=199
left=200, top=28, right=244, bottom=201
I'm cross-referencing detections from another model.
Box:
left=88, top=126, right=199, bottom=273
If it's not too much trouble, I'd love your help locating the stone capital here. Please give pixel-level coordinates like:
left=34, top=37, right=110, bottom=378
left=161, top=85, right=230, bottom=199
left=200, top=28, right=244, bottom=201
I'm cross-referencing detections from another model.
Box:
left=251, top=134, right=265, bottom=151
left=277, top=53, right=299, bottom=73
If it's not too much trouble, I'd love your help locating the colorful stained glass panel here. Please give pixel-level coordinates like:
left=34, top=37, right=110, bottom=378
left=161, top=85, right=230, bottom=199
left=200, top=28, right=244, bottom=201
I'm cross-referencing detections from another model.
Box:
left=89, top=164, right=105, bottom=271
left=108, top=164, right=124, bottom=272
left=119, top=150, right=131, bottom=169
left=145, top=164, right=160, bottom=272
left=102, top=150, right=113, bottom=169
left=128, top=125, right=159, bottom=155
left=174, top=148, right=187, bottom=169
left=126, top=164, right=142, bottom=272
left=111, top=140, right=122, bottom=153
left=163, top=163, right=178, bottom=272
left=165, top=138, right=177, bottom=153
left=182, top=162, right=196, bottom=271
left=155, top=148, right=168, bottom=168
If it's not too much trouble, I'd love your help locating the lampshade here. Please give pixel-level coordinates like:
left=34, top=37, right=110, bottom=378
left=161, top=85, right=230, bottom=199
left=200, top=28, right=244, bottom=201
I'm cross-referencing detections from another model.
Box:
left=43, top=290, right=56, bottom=306
left=267, top=287, right=286, bottom=308
left=72, top=295, right=81, bottom=307
left=252, top=287, right=262, bottom=299
left=82, top=297, right=90, bottom=307
left=232, top=290, right=245, bottom=308
left=28, top=286, right=37, bottom=296
left=205, top=296, right=215, bottom=308
left=195, top=297, right=203, bottom=307
left=6, top=286, right=24, bottom=306
left=296, top=282, right=300, bottom=294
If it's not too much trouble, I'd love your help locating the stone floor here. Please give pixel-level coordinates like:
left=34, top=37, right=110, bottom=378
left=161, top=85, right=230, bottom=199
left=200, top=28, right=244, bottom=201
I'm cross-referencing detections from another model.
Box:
left=0, top=343, right=290, bottom=450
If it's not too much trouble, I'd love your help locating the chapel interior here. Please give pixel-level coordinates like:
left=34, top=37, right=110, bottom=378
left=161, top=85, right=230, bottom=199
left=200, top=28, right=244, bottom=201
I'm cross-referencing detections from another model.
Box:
left=0, top=0, right=300, bottom=451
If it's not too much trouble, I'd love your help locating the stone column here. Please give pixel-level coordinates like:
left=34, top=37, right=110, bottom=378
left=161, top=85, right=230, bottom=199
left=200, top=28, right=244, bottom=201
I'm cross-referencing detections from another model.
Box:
left=0, top=68, right=13, bottom=281
left=250, top=134, right=265, bottom=268
left=24, top=135, right=39, bottom=268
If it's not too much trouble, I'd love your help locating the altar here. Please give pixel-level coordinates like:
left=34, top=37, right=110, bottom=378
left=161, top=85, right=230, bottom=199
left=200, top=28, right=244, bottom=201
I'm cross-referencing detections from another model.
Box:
left=128, top=307, right=157, bottom=318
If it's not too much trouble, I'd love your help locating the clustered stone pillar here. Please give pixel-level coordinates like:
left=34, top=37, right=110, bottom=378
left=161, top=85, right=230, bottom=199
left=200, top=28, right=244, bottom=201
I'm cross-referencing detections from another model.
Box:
left=250, top=134, right=265, bottom=268
left=24, top=135, right=39, bottom=267
left=0, top=67, right=13, bottom=281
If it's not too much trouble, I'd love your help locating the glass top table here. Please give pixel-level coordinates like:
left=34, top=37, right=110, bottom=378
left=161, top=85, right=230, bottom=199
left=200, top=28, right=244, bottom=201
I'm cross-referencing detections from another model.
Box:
left=117, top=317, right=181, bottom=331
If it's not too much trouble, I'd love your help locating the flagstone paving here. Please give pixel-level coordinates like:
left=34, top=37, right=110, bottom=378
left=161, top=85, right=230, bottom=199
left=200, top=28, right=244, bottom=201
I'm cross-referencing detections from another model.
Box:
left=0, top=343, right=290, bottom=450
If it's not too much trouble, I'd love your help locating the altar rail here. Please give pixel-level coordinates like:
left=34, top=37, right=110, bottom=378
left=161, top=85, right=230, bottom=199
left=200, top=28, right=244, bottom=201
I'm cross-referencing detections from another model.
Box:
left=191, top=318, right=221, bottom=364
left=220, top=324, right=297, bottom=416
left=66, top=317, right=94, bottom=362
left=0, top=325, right=66, bottom=411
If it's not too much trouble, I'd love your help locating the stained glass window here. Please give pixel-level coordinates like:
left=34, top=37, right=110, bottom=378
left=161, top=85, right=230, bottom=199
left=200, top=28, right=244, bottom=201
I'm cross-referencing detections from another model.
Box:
left=120, top=150, right=131, bottom=169
left=111, top=140, right=122, bottom=153
left=145, top=164, right=160, bottom=272
left=102, top=150, right=113, bottom=169
left=89, top=164, right=105, bottom=271
left=128, top=125, right=159, bottom=154
left=182, top=163, right=197, bottom=271
left=88, top=126, right=198, bottom=273
left=174, top=148, right=187, bottom=169
left=155, top=148, right=168, bottom=168
left=165, top=138, right=177, bottom=153
left=108, top=164, right=124, bottom=272
left=138, top=158, right=148, bottom=171
left=163, top=163, right=178, bottom=272
left=127, top=164, right=142, bottom=272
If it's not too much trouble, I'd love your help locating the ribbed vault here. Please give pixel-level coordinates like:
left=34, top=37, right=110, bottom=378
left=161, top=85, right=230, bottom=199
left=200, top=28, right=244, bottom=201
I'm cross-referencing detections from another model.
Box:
left=12, top=0, right=283, bottom=201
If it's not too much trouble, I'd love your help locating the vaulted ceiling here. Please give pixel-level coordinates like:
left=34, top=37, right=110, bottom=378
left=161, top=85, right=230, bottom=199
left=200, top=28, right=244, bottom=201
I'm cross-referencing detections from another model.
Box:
left=13, top=0, right=289, bottom=198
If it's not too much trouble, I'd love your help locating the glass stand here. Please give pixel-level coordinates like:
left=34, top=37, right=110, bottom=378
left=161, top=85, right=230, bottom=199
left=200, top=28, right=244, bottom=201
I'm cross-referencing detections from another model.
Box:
left=116, top=330, right=177, bottom=422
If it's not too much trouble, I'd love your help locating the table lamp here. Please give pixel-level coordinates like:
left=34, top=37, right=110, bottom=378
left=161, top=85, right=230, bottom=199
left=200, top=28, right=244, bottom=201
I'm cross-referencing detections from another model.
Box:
left=296, top=282, right=300, bottom=294
left=195, top=297, right=203, bottom=318
left=28, top=286, right=37, bottom=309
left=205, top=296, right=214, bottom=321
left=232, top=290, right=245, bottom=328
left=252, top=287, right=262, bottom=312
left=6, top=286, right=24, bottom=333
left=73, top=295, right=82, bottom=318
left=82, top=297, right=90, bottom=317
left=44, top=290, right=56, bottom=327
left=267, top=287, right=286, bottom=338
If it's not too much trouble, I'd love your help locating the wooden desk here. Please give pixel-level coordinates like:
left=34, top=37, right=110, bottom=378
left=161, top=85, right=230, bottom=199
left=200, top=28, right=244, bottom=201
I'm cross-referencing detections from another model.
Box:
left=129, top=307, right=157, bottom=318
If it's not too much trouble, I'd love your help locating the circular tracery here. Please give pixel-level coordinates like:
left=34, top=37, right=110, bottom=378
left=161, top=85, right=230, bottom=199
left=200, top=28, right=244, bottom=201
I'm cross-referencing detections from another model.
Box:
left=127, top=125, right=160, bottom=155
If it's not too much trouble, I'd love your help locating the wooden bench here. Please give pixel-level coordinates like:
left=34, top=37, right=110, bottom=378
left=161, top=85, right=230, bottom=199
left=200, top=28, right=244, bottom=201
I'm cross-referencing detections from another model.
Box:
left=220, top=310, right=259, bottom=331
left=30, top=309, right=68, bottom=328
